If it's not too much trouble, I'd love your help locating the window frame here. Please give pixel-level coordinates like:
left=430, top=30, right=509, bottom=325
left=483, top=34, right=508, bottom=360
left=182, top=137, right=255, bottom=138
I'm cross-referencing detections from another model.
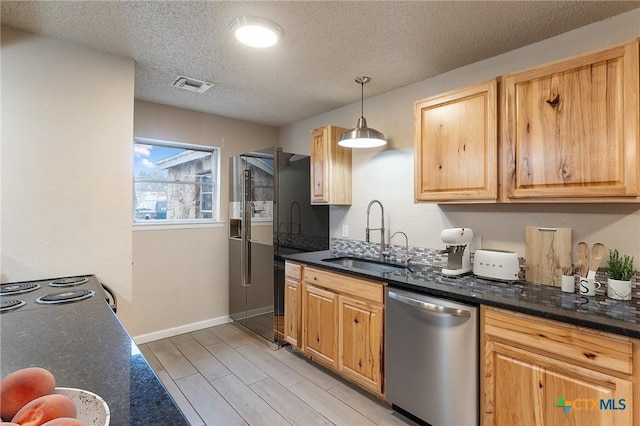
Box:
left=133, top=137, right=221, bottom=226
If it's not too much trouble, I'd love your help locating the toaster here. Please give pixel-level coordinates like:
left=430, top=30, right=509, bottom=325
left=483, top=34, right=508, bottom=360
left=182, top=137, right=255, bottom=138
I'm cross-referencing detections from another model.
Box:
left=473, top=249, right=520, bottom=283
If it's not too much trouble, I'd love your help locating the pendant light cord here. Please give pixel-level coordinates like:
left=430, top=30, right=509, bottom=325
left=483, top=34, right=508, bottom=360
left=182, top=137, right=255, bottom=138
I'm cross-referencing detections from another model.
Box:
left=360, top=80, right=364, bottom=119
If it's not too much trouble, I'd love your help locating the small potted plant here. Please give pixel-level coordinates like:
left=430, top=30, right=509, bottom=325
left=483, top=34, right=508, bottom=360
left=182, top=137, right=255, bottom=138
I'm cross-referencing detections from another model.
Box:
left=606, top=249, right=638, bottom=300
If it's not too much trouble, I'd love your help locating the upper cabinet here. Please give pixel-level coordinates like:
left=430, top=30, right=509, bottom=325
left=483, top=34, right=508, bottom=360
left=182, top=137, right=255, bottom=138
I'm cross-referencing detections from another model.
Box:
left=310, top=125, right=352, bottom=205
left=502, top=40, right=640, bottom=202
left=413, top=39, right=640, bottom=204
left=414, top=80, right=498, bottom=202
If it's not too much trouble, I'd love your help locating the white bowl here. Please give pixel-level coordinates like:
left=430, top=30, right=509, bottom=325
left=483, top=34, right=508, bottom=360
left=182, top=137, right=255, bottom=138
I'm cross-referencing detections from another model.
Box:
left=55, top=387, right=110, bottom=426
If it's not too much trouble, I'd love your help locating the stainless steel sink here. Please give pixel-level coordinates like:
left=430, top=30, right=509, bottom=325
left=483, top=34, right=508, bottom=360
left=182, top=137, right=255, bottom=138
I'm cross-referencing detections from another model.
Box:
left=322, top=257, right=409, bottom=274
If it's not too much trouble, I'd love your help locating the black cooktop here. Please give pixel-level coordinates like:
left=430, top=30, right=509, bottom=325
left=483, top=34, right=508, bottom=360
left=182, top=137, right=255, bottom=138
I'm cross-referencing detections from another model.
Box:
left=0, top=275, right=105, bottom=314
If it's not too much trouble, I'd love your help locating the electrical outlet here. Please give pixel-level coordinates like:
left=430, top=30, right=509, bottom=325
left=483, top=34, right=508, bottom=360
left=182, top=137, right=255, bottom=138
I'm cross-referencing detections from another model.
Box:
left=342, top=225, right=349, bottom=238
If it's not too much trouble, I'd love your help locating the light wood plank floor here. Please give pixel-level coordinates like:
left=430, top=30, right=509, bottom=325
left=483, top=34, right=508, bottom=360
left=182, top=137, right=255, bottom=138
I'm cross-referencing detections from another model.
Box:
left=139, top=322, right=418, bottom=426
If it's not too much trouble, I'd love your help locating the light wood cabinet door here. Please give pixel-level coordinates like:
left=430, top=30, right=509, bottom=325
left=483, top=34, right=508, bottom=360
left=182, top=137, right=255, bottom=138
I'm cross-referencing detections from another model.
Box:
left=414, top=79, right=498, bottom=202
left=338, top=295, right=384, bottom=394
left=482, top=306, right=636, bottom=426
left=284, top=277, right=301, bottom=348
left=302, top=283, right=338, bottom=368
left=310, top=125, right=351, bottom=205
left=486, top=341, right=632, bottom=426
left=502, top=40, right=640, bottom=202
left=284, top=261, right=302, bottom=347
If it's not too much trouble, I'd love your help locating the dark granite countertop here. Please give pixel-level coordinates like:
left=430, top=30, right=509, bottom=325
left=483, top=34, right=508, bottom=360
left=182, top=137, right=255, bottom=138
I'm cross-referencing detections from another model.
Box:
left=285, top=250, right=640, bottom=339
left=0, top=296, right=189, bottom=425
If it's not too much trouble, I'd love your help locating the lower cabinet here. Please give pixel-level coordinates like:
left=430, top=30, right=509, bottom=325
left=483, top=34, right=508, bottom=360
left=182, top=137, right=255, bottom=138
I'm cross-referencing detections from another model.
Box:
left=284, top=262, right=302, bottom=348
left=338, top=295, right=384, bottom=394
left=284, top=276, right=301, bottom=348
left=286, top=262, right=385, bottom=396
left=482, top=306, right=636, bottom=426
left=302, top=283, right=339, bottom=368
left=287, top=263, right=640, bottom=418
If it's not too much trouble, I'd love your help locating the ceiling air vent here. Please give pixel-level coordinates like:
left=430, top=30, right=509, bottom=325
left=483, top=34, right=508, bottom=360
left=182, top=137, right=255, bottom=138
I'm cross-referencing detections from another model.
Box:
left=171, top=76, right=213, bottom=94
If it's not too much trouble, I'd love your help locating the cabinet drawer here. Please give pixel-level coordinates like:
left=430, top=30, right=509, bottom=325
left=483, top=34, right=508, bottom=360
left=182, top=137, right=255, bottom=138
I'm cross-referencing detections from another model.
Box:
left=285, top=262, right=302, bottom=280
left=483, top=307, right=633, bottom=375
left=303, top=267, right=383, bottom=304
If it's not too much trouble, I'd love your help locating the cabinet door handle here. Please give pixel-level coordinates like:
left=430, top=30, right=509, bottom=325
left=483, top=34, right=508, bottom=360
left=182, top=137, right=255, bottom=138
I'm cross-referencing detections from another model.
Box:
left=388, top=291, right=471, bottom=318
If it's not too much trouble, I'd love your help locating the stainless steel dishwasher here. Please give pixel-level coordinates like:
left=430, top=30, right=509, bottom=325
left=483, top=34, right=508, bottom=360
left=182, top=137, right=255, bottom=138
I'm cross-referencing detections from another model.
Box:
left=385, top=288, right=478, bottom=426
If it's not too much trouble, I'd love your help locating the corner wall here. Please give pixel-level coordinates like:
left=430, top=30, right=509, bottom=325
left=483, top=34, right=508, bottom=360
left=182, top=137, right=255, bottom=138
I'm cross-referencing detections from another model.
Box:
left=1, top=26, right=135, bottom=326
left=132, top=100, right=279, bottom=339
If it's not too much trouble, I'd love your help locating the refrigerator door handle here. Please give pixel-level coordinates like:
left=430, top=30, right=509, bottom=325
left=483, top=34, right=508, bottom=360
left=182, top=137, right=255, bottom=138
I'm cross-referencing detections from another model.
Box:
left=241, top=168, right=252, bottom=287
left=245, top=239, right=252, bottom=286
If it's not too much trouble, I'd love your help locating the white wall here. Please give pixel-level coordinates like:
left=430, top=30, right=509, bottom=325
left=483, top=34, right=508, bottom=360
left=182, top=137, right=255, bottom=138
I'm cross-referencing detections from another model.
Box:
left=279, top=9, right=640, bottom=263
left=0, top=28, right=279, bottom=339
left=132, top=100, right=279, bottom=339
left=1, top=27, right=135, bottom=325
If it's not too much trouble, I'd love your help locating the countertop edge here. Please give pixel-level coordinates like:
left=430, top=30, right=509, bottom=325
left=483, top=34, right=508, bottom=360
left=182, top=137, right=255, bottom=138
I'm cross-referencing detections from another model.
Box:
left=284, top=250, right=640, bottom=339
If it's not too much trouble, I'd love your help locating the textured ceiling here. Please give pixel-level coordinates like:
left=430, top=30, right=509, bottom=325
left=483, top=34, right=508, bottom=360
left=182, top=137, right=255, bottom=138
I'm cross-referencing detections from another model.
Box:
left=2, top=1, right=639, bottom=127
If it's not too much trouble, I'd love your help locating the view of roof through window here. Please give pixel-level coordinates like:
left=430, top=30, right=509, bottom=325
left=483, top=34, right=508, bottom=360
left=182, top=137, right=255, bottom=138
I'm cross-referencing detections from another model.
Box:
left=133, top=140, right=218, bottom=223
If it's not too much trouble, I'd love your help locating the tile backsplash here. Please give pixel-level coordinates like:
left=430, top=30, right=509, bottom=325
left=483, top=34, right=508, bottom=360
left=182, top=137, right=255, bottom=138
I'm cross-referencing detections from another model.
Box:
left=329, top=237, right=640, bottom=298
left=330, top=237, right=447, bottom=267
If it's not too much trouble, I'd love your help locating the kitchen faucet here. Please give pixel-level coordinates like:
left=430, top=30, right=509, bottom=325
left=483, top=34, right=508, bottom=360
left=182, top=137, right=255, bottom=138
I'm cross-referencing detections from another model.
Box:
left=390, top=231, right=411, bottom=265
left=366, top=199, right=386, bottom=261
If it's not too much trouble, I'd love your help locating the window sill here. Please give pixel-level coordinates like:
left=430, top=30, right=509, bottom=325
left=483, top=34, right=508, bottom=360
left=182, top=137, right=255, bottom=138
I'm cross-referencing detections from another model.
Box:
left=133, top=221, right=224, bottom=231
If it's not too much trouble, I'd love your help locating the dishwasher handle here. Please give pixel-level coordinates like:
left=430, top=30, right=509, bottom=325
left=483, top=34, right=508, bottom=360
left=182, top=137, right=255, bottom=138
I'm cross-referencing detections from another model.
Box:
left=388, top=291, right=471, bottom=318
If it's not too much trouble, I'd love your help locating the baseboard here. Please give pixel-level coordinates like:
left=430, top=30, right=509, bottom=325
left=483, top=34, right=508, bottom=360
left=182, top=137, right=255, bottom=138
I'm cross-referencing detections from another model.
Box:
left=246, top=305, right=273, bottom=318
left=132, top=315, right=232, bottom=344
left=230, top=306, right=273, bottom=322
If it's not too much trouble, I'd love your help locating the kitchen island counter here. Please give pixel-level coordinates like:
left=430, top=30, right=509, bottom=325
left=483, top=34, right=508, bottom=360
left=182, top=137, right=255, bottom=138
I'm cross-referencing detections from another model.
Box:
left=285, top=250, right=640, bottom=339
left=0, top=295, right=188, bottom=425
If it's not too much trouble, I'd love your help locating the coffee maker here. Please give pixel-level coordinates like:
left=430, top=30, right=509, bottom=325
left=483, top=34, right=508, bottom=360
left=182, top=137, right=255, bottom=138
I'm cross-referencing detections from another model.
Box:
left=441, top=228, right=474, bottom=276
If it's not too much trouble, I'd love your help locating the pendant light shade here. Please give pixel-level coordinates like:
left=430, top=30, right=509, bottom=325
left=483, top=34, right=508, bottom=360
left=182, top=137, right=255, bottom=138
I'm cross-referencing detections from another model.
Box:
left=338, top=76, right=387, bottom=148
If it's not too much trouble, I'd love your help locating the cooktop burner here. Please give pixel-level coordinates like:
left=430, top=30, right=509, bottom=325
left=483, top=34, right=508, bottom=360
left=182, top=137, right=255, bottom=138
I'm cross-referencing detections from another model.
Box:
left=0, top=282, right=42, bottom=296
left=0, top=299, right=26, bottom=313
left=1, top=275, right=106, bottom=313
left=36, top=289, right=95, bottom=305
left=49, top=277, right=89, bottom=287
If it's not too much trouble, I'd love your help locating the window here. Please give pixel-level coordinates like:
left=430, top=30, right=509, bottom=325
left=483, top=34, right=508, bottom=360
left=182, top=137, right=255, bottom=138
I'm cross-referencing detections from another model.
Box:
left=133, top=138, right=220, bottom=223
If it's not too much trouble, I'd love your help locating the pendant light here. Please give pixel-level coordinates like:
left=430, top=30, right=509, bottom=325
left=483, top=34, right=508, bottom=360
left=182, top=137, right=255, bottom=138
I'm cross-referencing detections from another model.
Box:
left=338, top=76, right=387, bottom=148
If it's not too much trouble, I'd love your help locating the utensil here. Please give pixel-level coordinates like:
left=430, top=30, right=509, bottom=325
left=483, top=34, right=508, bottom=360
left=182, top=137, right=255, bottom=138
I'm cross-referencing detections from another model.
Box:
left=576, top=242, right=589, bottom=277
left=587, top=242, right=606, bottom=279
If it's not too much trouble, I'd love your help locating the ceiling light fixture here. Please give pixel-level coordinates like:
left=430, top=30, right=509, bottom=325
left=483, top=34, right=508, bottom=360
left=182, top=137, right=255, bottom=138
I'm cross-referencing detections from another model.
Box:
left=338, top=76, right=387, bottom=148
left=230, top=16, right=283, bottom=48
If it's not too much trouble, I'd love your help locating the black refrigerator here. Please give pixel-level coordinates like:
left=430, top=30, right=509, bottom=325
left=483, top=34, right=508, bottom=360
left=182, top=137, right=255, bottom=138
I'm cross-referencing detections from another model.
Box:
left=228, top=147, right=329, bottom=344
